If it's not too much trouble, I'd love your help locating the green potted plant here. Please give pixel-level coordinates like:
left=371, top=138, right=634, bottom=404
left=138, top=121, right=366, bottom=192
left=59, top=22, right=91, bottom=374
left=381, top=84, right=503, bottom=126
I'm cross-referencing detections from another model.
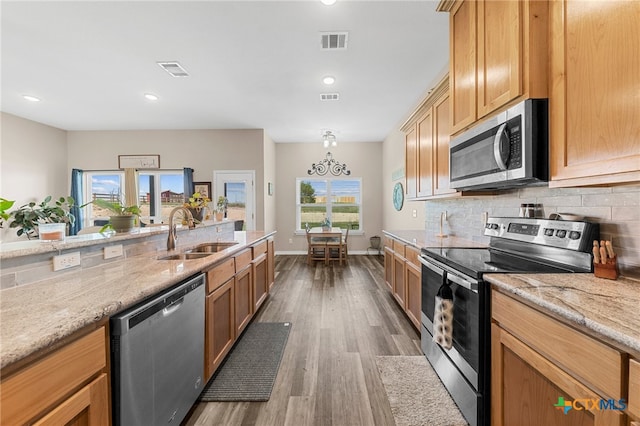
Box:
left=215, top=196, right=227, bottom=221
left=0, top=198, right=15, bottom=229
left=183, top=192, right=210, bottom=222
left=8, top=196, right=76, bottom=240
left=87, top=199, right=141, bottom=233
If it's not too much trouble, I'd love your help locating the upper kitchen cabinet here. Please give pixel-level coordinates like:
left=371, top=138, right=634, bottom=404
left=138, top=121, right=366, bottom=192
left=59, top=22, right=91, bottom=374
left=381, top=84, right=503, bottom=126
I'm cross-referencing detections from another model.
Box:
left=402, top=75, right=458, bottom=200
left=549, top=0, right=640, bottom=187
left=439, top=0, right=549, bottom=135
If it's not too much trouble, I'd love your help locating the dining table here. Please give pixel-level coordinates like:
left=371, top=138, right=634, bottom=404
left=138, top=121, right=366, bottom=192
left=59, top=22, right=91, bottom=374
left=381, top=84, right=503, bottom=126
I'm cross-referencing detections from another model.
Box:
left=308, top=227, right=346, bottom=264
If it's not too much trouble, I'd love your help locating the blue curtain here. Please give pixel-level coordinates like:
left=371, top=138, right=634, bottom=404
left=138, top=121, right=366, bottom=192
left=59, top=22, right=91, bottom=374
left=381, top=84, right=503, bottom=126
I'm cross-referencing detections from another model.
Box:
left=183, top=168, right=194, bottom=202
left=70, top=168, right=83, bottom=235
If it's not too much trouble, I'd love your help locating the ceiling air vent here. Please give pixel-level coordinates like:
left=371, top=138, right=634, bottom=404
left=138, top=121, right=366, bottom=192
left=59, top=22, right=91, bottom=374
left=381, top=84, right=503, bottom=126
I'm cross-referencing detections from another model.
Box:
left=320, top=93, right=340, bottom=101
left=157, top=61, right=189, bottom=77
left=320, top=32, right=348, bottom=50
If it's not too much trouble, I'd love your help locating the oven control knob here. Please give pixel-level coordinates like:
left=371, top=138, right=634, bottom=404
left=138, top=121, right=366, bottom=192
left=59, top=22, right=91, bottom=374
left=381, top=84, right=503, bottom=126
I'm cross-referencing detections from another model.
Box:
left=544, top=228, right=554, bottom=236
left=555, top=230, right=567, bottom=238
left=491, top=223, right=499, bottom=230
left=569, top=231, right=581, bottom=240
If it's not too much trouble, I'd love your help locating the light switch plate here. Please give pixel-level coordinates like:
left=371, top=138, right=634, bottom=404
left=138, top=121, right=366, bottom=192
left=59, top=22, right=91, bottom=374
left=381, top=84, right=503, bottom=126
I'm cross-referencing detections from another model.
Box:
left=104, top=244, right=124, bottom=259
left=53, top=252, right=81, bottom=271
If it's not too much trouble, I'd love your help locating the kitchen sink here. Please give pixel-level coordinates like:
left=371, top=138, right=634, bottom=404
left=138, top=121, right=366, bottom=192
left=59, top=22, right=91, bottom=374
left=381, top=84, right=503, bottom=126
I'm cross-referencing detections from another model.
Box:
left=185, top=242, right=239, bottom=253
left=157, top=253, right=213, bottom=261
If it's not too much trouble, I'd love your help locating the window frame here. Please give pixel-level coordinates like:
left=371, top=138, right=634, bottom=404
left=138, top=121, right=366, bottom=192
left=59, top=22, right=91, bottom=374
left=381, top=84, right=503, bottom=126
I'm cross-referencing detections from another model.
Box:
left=295, top=177, right=363, bottom=235
left=83, top=170, right=125, bottom=227
left=138, top=170, right=184, bottom=224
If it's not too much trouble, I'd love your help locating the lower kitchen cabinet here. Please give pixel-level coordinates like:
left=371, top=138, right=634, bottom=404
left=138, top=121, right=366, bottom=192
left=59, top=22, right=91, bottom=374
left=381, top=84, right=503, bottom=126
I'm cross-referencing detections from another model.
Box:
left=630, top=358, right=640, bottom=422
left=267, top=237, right=275, bottom=290
left=492, top=290, right=626, bottom=426
left=253, top=253, right=268, bottom=312
left=205, top=277, right=235, bottom=379
left=0, top=326, right=109, bottom=426
left=235, top=263, right=253, bottom=337
left=383, top=235, right=421, bottom=332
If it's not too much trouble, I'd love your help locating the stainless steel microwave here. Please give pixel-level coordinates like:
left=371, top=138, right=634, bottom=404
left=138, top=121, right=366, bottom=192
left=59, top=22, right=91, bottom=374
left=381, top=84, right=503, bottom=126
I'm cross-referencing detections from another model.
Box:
left=449, top=99, right=548, bottom=190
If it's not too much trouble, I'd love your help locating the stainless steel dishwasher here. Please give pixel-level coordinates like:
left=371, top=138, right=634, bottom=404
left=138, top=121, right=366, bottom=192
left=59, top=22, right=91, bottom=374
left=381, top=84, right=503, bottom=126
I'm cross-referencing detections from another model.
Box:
left=111, top=273, right=205, bottom=426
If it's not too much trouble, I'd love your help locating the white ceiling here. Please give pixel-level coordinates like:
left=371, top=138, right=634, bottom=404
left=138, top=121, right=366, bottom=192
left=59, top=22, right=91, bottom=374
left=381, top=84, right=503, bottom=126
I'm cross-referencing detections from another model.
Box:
left=1, top=0, right=449, bottom=143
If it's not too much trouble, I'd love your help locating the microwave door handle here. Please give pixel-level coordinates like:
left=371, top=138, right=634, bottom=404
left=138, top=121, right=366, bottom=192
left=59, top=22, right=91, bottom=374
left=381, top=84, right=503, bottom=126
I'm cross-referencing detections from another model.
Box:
left=493, top=122, right=509, bottom=170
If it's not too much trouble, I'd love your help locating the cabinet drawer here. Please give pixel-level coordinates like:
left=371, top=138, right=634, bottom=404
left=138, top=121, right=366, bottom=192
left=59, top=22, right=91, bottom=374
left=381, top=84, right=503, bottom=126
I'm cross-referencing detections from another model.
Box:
left=492, top=291, right=624, bottom=399
left=235, top=248, right=252, bottom=273
left=1, top=327, right=107, bottom=426
left=252, top=240, right=267, bottom=257
left=384, top=236, right=394, bottom=249
left=207, top=257, right=235, bottom=293
left=630, top=358, right=640, bottom=419
left=393, top=240, right=406, bottom=257
left=405, top=246, right=420, bottom=268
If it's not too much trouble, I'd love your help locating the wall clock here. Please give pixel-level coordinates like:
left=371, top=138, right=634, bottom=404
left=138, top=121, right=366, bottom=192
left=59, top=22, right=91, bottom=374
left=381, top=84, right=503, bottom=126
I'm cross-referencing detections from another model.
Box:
left=393, top=182, right=404, bottom=211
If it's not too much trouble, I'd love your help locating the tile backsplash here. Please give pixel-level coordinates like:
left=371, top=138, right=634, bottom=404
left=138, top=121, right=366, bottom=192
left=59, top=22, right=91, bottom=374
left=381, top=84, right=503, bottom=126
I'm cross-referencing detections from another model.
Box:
left=425, top=184, right=640, bottom=278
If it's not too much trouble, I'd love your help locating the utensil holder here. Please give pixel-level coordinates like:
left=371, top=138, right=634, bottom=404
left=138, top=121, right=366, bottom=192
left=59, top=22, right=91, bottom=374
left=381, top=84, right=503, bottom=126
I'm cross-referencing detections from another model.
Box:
left=594, top=255, right=619, bottom=280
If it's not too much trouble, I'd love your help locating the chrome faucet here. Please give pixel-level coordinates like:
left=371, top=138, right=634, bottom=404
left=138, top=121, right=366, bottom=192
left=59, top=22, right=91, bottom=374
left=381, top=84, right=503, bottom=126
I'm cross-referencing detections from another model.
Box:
left=167, top=206, right=195, bottom=250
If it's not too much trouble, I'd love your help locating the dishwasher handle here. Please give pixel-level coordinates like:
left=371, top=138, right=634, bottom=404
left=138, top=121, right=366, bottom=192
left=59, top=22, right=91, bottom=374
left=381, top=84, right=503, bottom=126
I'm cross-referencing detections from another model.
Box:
left=163, top=298, right=184, bottom=317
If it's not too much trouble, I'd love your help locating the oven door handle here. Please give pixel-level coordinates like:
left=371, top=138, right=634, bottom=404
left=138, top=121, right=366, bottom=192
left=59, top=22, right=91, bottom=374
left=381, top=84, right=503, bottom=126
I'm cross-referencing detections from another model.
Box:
left=419, top=256, right=479, bottom=293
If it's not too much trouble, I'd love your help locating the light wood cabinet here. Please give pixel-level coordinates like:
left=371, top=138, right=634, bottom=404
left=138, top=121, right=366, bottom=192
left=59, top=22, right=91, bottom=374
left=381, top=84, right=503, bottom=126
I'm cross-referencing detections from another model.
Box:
left=205, top=277, right=235, bottom=379
left=235, top=263, right=253, bottom=337
left=492, top=290, right=626, bottom=426
left=441, top=0, right=548, bottom=135
left=267, top=237, right=275, bottom=290
left=402, top=75, right=458, bottom=200
left=0, top=326, right=109, bottom=426
left=630, top=358, right=640, bottom=421
left=252, top=239, right=269, bottom=312
left=549, top=0, right=640, bottom=187
left=383, top=235, right=421, bottom=332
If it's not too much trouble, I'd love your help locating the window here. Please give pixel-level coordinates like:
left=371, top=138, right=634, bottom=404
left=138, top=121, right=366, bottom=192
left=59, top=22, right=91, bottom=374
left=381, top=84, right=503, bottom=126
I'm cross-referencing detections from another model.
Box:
left=296, top=178, right=362, bottom=231
left=139, top=171, right=184, bottom=224
left=84, top=171, right=124, bottom=226
left=83, top=170, right=184, bottom=226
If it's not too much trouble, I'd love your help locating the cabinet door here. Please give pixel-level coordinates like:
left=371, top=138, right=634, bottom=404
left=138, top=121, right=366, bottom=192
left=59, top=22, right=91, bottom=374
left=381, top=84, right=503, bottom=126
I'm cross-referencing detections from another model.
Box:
left=405, top=125, right=418, bottom=198
left=433, top=91, right=456, bottom=196
left=33, top=374, right=109, bottom=426
left=417, top=109, right=434, bottom=198
left=477, top=0, right=522, bottom=117
left=205, top=278, right=235, bottom=379
left=392, top=252, right=406, bottom=308
left=267, top=238, right=275, bottom=290
left=550, top=0, right=640, bottom=187
left=492, top=324, right=625, bottom=426
left=405, top=262, right=421, bottom=330
left=384, top=247, right=394, bottom=291
left=253, top=253, right=268, bottom=312
left=450, top=0, right=477, bottom=134
left=235, top=266, right=253, bottom=337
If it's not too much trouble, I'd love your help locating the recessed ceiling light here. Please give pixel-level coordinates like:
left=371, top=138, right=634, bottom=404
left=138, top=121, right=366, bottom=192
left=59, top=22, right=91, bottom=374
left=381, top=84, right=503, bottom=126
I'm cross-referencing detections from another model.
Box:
left=322, top=76, right=335, bottom=85
left=321, top=0, right=337, bottom=5
left=22, top=95, right=41, bottom=102
left=144, top=93, right=159, bottom=101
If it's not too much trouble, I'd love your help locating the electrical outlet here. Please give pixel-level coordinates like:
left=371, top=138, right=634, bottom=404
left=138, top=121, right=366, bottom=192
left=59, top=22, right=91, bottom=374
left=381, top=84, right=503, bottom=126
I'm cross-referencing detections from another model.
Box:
left=53, top=252, right=81, bottom=271
left=289, top=238, right=293, bottom=244
left=104, top=244, right=124, bottom=259
left=412, top=209, right=417, bottom=218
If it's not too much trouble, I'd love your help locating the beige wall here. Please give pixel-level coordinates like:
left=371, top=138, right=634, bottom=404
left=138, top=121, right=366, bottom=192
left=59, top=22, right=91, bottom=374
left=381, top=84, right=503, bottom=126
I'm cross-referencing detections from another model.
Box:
left=274, top=142, right=383, bottom=253
left=66, top=128, right=269, bottom=230
left=381, top=128, right=427, bottom=231
left=1, top=113, right=68, bottom=242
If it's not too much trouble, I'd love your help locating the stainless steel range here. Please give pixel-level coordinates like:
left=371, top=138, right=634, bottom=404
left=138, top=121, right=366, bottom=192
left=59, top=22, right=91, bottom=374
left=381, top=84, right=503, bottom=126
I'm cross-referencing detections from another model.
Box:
left=419, top=217, right=599, bottom=426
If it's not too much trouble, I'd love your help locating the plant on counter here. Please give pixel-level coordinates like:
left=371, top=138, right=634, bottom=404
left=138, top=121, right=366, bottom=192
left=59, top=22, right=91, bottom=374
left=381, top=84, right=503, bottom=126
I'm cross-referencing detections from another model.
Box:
left=183, top=192, right=210, bottom=222
left=83, top=199, right=141, bottom=233
left=214, top=196, right=228, bottom=221
left=8, top=196, right=76, bottom=239
left=0, top=198, right=15, bottom=228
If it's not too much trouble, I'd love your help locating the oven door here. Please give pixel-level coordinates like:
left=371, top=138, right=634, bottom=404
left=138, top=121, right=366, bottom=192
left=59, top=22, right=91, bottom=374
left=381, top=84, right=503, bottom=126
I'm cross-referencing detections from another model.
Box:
left=419, top=255, right=488, bottom=426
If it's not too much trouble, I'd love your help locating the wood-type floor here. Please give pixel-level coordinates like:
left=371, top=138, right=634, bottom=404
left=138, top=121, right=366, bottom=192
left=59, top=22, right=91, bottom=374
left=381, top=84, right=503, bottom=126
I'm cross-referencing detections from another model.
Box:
left=184, top=254, right=422, bottom=426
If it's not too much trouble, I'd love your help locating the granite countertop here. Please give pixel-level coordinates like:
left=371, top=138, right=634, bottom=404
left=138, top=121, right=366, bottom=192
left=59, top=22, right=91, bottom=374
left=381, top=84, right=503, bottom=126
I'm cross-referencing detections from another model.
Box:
left=0, top=230, right=275, bottom=369
left=382, top=229, right=487, bottom=250
left=486, top=273, right=640, bottom=355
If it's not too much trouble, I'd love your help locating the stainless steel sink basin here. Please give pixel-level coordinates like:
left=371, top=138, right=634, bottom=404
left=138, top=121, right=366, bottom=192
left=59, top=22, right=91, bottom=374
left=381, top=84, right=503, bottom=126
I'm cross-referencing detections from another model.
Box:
left=157, top=252, right=213, bottom=261
left=186, top=242, right=239, bottom=253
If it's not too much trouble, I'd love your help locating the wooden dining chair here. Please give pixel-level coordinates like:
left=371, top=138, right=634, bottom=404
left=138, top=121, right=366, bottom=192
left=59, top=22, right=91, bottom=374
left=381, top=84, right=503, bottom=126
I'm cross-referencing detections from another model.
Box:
left=326, top=229, right=347, bottom=265
left=306, top=227, right=327, bottom=264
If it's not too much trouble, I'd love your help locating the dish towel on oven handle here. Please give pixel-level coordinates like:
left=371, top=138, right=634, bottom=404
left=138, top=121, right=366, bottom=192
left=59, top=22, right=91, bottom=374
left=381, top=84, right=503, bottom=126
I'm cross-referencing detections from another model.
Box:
left=433, top=271, right=454, bottom=350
